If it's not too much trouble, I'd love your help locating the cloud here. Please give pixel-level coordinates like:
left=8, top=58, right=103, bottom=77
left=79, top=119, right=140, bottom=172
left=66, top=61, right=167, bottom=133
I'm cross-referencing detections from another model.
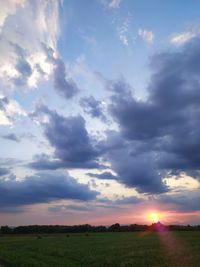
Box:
left=27, top=35, right=200, bottom=196
left=0, top=172, right=99, bottom=209
left=29, top=105, right=102, bottom=170
left=0, top=96, right=9, bottom=110
left=80, top=96, right=106, bottom=121
left=8, top=43, right=33, bottom=87
left=2, top=133, right=20, bottom=142
left=28, top=154, right=66, bottom=170
left=158, top=190, right=200, bottom=212
left=48, top=204, right=94, bottom=213
left=29, top=153, right=101, bottom=170
left=170, top=24, right=200, bottom=45
left=1, top=132, right=36, bottom=143
left=170, top=31, right=196, bottom=45
left=170, top=25, right=200, bottom=45
left=41, top=45, right=79, bottom=100
left=101, top=36, right=200, bottom=194
left=138, top=29, right=154, bottom=44
left=109, top=0, right=122, bottom=8
left=48, top=195, right=142, bottom=213
left=87, top=171, right=117, bottom=180
left=100, top=131, right=168, bottom=194
left=20, top=133, right=37, bottom=142
left=53, top=57, right=79, bottom=99
left=100, top=0, right=123, bottom=9
left=0, top=0, right=26, bottom=31
left=0, top=157, right=22, bottom=167
left=0, top=95, right=25, bottom=125
left=0, top=167, right=10, bottom=176
left=98, top=195, right=142, bottom=206
left=114, top=196, right=142, bottom=205
left=0, top=0, right=60, bottom=91
left=117, top=16, right=131, bottom=46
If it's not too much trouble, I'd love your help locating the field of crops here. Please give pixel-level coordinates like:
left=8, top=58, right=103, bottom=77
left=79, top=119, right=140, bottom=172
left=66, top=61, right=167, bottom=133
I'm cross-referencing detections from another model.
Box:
left=0, top=231, right=199, bottom=267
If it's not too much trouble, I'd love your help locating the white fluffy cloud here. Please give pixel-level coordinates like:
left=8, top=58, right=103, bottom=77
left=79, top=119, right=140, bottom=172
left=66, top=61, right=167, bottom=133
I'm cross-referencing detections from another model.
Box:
left=138, top=28, right=154, bottom=44
left=0, top=0, right=26, bottom=31
left=0, top=0, right=60, bottom=92
left=0, top=95, right=25, bottom=125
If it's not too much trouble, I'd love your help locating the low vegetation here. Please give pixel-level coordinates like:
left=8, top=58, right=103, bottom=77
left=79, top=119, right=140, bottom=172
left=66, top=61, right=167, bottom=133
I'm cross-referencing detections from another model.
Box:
left=0, top=231, right=199, bottom=267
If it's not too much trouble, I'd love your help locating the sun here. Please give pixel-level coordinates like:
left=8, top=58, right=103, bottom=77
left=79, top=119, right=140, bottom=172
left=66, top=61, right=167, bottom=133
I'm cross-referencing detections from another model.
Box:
left=147, top=213, right=160, bottom=222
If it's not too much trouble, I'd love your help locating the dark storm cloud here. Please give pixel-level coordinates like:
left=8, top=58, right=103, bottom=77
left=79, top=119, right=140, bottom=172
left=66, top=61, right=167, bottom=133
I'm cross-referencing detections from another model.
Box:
left=29, top=105, right=102, bottom=170
left=104, top=36, right=200, bottom=194
left=98, top=131, right=168, bottom=194
left=42, top=44, right=79, bottom=99
left=2, top=133, right=20, bottom=142
left=87, top=171, right=118, bottom=180
left=109, top=39, right=200, bottom=142
left=53, top=58, right=79, bottom=99
left=29, top=154, right=101, bottom=170
left=0, top=172, right=98, bottom=209
left=80, top=96, right=106, bottom=121
left=44, top=114, right=97, bottom=164
left=28, top=154, right=65, bottom=170
left=30, top=36, right=200, bottom=198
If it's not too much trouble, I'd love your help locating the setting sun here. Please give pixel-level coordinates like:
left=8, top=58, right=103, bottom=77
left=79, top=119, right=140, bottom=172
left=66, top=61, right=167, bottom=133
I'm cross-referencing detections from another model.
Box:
left=148, top=213, right=161, bottom=222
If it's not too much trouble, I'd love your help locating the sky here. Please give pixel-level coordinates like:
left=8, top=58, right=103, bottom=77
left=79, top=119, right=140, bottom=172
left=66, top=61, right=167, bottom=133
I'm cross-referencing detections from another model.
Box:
left=0, top=0, right=200, bottom=226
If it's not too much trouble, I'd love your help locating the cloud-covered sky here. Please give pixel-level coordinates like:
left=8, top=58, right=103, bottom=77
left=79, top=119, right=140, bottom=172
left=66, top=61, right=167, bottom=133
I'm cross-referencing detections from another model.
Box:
left=0, top=0, right=200, bottom=226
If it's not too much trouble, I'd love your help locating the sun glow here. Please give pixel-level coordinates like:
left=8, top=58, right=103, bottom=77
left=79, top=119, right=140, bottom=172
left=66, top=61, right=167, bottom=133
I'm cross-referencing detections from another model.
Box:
left=148, top=213, right=160, bottom=222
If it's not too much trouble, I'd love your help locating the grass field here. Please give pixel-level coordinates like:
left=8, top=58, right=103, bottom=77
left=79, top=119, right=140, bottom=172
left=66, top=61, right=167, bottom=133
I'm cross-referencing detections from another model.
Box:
left=0, top=231, right=199, bottom=267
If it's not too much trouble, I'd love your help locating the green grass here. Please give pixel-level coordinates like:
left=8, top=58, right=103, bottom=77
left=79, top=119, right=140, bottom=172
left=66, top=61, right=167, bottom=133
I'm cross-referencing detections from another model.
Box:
left=0, top=231, right=199, bottom=267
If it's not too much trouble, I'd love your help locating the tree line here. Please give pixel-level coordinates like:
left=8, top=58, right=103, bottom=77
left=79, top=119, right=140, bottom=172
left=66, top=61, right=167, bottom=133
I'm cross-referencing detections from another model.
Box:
left=0, top=223, right=199, bottom=234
